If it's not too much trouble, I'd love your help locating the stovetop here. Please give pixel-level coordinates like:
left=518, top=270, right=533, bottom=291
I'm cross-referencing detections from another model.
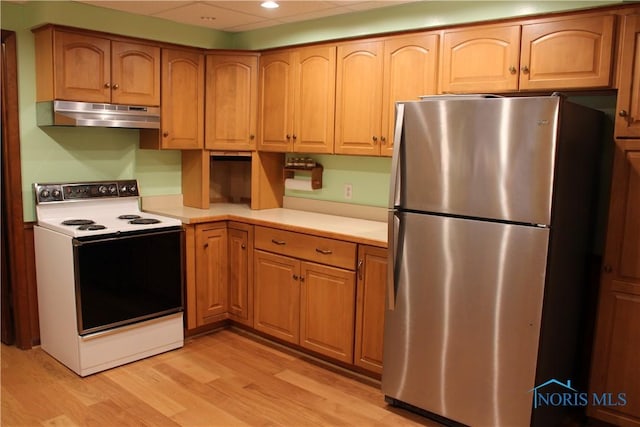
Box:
left=34, top=180, right=182, bottom=238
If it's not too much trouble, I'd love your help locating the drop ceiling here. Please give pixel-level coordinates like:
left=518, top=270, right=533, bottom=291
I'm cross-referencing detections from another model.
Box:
left=73, top=1, right=418, bottom=32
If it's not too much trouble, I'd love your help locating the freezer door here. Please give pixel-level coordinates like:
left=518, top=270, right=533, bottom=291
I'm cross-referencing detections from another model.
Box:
left=399, top=96, right=559, bottom=225
left=382, top=211, right=549, bottom=426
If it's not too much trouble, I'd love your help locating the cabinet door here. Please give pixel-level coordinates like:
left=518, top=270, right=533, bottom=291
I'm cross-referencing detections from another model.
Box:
left=161, top=48, right=204, bottom=149
left=616, top=14, right=640, bottom=138
left=335, top=41, right=383, bottom=155
left=195, top=224, right=228, bottom=325
left=588, top=146, right=640, bottom=426
left=254, top=250, right=300, bottom=344
left=381, top=34, right=439, bottom=157
left=206, top=54, right=258, bottom=150
left=354, top=245, right=387, bottom=374
left=111, top=41, right=160, bottom=106
left=292, top=46, right=336, bottom=154
left=520, top=15, right=614, bottom=90
left=228, top=223, right=254, bottom=326
left=53, top=31, right=111, bottom=102
left=299, top=261, right=356, bottom=363
left=440, top=25, right=520, bottom=93
left=258, top=51, right=294, bottom=152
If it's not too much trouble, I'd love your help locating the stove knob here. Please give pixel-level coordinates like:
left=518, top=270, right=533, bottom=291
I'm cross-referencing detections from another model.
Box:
left=98, top=185, right=108, bottom=195
left=52, top=189, right=62, bottom=199
left=120, top=185, right=127, bottom=194
left=40, top=189, right=50, bottom=199
left=128, top=184, right=137, bottom=193
left=108, top=185, right=117, bottom=194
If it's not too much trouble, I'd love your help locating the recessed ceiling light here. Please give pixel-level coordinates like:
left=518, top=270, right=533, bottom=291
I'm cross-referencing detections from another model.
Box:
left=261, top=1, right=279, bottom=9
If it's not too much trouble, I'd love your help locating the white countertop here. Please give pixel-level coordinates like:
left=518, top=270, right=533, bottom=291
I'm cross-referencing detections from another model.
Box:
left=144, top=202, right=388, bottom=247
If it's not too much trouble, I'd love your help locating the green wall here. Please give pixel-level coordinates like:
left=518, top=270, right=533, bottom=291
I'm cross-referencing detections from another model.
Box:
left=1, top=0, right=624, bottom=221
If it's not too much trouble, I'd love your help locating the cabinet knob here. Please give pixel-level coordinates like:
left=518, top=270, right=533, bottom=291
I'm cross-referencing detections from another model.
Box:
left=163, top=132, right=169, bottom=138
left=271, top=238, right=286, bottom=246
left=241, top=243, right=246, bottom=249
left=357, top=259, right=364, bottom=280
left=509, top=66, right=517, bottom=74
left=300, top=275, right=305, bottom=282
left=603, top=264, right=613, bottom=273
left=381, top=136, right=387, bottom=145
left=521, top=65, right=530, bottom=74
left=249, top=134, right=255, bottom=140
left=292, top=134, right=297, bottom=140
left=204, top=243, right=209, bottom=248
left=619, top=110, right=628, bottom=117
left=104, top=82, right=111, bottom=88
left=315, top=248, right=333, bottom=255
left=112, top=83, right=119, bottom=90
left=286, top=134, right=291, bottom=140
left=372, top=136, right=378, bottom=144
left=293, top=274, right=299, bottom=280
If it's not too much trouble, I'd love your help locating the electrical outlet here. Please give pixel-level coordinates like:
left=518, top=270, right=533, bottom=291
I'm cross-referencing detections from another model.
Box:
left=344, top=183, right=353, bottom=200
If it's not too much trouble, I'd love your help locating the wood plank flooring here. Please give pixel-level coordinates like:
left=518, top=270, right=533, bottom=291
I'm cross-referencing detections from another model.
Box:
left=1, top=329, right=440, bottom=426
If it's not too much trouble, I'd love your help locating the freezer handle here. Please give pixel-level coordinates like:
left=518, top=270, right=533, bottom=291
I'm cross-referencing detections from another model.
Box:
left=387, top=209, right=400, bottom=311
left=388, top=103, right=404, bottom=209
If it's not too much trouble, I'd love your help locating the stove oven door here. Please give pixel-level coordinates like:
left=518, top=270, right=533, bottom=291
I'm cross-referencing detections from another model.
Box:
left=72, top=227, right=183, bottom=335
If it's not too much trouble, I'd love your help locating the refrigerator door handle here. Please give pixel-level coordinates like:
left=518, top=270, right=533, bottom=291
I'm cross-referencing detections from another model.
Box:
left=387, top=209, right=400, bottom=310
left=388, top=103, right=404, bottom=209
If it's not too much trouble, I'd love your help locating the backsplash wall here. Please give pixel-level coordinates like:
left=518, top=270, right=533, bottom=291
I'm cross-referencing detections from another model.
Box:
left=285, top=154, right=391, bottom=207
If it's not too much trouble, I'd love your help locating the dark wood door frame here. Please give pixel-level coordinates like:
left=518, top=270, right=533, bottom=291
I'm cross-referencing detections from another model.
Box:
left=2, top=29, right=34, bottom=349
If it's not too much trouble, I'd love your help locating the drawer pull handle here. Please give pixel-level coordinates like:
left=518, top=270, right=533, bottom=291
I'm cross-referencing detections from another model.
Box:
left=315, top=248, right=333, bottom=255
left=271, top=239, right=286, bottom=245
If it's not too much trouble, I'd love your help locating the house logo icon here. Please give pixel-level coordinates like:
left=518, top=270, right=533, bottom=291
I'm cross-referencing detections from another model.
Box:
left=529, top=379, right=577, bottom=408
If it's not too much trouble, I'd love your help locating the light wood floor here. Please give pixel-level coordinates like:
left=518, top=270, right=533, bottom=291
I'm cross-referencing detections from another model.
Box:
left=1, top=329, right=441, bottom=426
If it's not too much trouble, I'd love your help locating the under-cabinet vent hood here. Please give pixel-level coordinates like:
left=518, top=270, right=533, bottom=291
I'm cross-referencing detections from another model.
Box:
left=36, top=100, right=160, bottom=129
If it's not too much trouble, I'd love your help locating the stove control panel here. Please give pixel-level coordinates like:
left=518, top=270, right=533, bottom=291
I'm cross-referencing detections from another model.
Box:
left=34, top=180, right=140, bottom=204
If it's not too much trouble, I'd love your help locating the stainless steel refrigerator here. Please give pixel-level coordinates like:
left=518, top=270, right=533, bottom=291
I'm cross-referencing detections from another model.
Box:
left=383, top=95, right=603, bottom=427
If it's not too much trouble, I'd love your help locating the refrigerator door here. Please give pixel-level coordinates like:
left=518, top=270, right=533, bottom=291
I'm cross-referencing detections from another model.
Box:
left=398, top=96, right=559, bottom=225
left=382, top=211, right=549, bottom=426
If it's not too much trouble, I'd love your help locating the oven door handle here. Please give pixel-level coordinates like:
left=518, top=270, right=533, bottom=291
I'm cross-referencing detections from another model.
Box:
left=72, top=227, right=182, bottom=246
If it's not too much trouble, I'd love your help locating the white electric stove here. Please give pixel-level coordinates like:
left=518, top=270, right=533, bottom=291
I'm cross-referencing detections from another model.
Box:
left=33, top=179, right=184, bottom=376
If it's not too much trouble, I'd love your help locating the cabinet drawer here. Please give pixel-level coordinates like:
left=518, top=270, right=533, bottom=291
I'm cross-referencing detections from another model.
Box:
left=255, top=226, right=356, bottom=270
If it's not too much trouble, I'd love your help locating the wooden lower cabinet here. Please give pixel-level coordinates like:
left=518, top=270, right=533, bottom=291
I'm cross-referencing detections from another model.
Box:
left=254, top=250, right=300, bottom=344
left=354, top=245, right=387, bottom=374
left=300, top=261, right=355, bottom=363
left=227, top=222, right=254, bottom=327
left=195, top=223, right=228, bottom=325
left=588, top=142, right=640, bottom=426
left=254, top=249, right=356, bottom=363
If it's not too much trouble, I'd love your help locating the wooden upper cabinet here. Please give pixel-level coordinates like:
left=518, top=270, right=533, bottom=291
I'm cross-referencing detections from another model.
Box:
left=257, top=46, right=335, bottom=153
left=293, top=46, right=336, bottom=154
left=148, top=48, right=204, bottom=150
left=110, top=41, right=160, bottom=105
left=335, top=40, right=384, bottom=156
left=381, top=34, right=439, bottom=157
left=520, top=15, right=615, bottom=90
left=51, top=31, right=111, bottom=102
left=34, top=27, right=160, bottom=105
left=258, top=51, right=295, bottom=152
left=615, top=14, right=640, bottom=138
left=205, top=53, right=258, bottom=151
left=336, top=35, right=439, bottom=156
left=440, top=14, right=615, bottom=93
left=440, top=25, right=521, bottom=93
left=588, top=145, right=640, bottom=426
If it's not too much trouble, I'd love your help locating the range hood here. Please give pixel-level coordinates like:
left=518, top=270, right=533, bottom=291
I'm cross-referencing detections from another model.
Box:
left=36, top=100, right=160, bottom=129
